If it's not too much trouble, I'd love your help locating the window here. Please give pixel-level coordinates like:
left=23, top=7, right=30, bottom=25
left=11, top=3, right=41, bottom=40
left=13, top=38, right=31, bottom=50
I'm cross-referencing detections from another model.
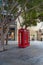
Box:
left=8, top=28, right=15, bottom=40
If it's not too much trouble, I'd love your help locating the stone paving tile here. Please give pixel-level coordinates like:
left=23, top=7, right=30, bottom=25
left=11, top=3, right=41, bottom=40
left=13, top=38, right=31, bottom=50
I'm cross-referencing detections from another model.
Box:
left=0, top=44, right=43, bottom=65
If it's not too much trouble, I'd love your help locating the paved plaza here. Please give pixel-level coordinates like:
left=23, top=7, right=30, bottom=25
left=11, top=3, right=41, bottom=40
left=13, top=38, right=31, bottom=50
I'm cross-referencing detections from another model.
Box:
left=0, top=41, right=43, bottom=65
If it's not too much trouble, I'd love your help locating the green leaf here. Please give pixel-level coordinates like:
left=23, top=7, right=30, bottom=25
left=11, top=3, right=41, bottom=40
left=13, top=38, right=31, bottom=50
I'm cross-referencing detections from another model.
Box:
left=38, top=12, right=43, bottom=21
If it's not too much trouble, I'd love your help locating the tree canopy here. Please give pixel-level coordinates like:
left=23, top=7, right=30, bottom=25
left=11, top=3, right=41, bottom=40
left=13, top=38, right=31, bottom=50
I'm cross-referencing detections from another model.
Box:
left=0, top=0, right=43, bottom=28
left=17, top=0, right=43, bottom=28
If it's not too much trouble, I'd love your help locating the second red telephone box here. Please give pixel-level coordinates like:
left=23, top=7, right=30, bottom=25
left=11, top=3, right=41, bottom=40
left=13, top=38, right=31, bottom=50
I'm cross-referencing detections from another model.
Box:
left=18, top=28, right=30, bottom=48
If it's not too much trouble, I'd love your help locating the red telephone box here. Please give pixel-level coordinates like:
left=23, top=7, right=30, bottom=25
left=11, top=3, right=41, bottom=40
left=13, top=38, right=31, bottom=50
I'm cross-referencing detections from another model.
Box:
left=18, top=28, right=30, bottom=48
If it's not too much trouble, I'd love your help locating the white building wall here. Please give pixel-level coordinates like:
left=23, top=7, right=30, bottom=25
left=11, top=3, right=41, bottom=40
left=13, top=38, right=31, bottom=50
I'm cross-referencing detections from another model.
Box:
left=16, top=16, right=23, bottom=41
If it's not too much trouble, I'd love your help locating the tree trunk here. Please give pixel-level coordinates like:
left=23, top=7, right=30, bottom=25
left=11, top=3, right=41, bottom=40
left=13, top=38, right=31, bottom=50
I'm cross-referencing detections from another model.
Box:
left=1, top=27, right=5, bottom=51
left=6, top=34, right=8, bottom=45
